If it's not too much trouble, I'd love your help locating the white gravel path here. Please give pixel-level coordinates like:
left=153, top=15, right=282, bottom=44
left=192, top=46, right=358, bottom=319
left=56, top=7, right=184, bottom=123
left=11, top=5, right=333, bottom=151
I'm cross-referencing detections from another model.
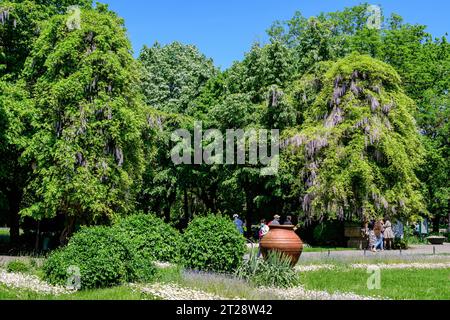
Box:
left=258, top=286, right=383, bottom=300
left=136, top=282, right=381, bottom=301
left=137, top=283, right=227, bottom=300
left=295, top=265, right=335, bottom=272
left=0, top=269, right=69, bottom=295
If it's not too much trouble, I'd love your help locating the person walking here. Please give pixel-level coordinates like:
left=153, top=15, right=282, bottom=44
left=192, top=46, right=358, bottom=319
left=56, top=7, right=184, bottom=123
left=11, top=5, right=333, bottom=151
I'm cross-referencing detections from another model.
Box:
left=373, top=219, right=384, bottom=252
left=383, top=217, right=395, bottom=250
left=233, top=214, right=244, bottom=235
left=367, top=220, right=377, bottom=252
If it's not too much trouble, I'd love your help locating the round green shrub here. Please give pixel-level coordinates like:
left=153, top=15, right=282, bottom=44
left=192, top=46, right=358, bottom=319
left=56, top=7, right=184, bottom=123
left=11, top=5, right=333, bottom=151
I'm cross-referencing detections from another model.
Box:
left=114, top=214, right=181, bottom=263
left=180, top=215, right=246, bottom=273
left=43, top=226, right=155, bottom=290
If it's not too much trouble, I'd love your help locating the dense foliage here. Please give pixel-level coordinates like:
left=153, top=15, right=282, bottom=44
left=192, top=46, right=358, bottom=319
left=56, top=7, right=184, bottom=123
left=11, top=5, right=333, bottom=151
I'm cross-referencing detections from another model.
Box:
left=0, top=1, right=448, bottom=250
left=139, top=41, right=217, bottom=114
left=312, top=221, right=345, bottom=246
left=20, top=7, right=145, bottom=227
left=282, top=55, right=425, bottom=222
left=180, top=215, right=246, bottom=273
left=44, top=226, right=156, bottom=289
left=114, top=214, right=181, bottom=263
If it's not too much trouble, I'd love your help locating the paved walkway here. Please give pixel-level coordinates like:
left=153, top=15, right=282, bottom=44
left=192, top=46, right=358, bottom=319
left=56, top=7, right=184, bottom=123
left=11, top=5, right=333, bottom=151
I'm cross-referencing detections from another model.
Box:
left=298, top=244, right=450, bottom=263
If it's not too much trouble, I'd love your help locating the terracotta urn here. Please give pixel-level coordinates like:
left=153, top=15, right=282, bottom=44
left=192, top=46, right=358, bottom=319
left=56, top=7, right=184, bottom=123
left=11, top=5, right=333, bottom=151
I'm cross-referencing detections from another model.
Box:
left=260, top=225, right=303, bottom=266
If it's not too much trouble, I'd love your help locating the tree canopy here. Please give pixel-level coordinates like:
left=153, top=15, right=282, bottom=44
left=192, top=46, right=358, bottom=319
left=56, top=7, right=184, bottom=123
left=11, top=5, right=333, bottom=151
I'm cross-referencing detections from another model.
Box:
left=0, top=1, right=448, bottom=245
left=18, top=6, right=145, bottom=227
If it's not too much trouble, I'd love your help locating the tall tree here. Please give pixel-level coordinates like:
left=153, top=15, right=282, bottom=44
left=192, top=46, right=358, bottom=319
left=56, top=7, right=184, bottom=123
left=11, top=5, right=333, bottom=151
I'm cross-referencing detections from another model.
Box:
left=20, top=5, right=145, bottom=239
left=0, top=0, right=92, bottom=79
left=0, top=79, right=32, bottom=244
left=282, top=54, right=425, bottom=223
left=139, top=41, right=217, bottom=114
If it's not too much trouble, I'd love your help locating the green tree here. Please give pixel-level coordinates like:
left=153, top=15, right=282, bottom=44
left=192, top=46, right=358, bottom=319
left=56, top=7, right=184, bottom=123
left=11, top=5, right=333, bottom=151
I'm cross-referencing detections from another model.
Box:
left=20, top=6, right=145, bottom=238
left=139, top=41, right=217, bottom=114
left=282, top=54, right=425, bottom=222
left=0, top=79, right=33, bottom=244
left=226, top=41, right=294, bottom=103
left=0, top=0, right=92, bottom=78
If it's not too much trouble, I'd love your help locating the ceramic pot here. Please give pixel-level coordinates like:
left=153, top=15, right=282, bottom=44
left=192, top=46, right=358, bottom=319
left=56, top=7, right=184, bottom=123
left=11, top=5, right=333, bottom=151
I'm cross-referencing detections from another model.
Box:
left=260, top=225, right=303, bottom=266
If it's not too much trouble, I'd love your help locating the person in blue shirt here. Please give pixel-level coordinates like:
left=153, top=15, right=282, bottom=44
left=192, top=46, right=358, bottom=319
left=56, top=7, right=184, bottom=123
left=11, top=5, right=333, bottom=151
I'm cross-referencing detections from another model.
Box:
left=233, top=214, right=244, bottom=235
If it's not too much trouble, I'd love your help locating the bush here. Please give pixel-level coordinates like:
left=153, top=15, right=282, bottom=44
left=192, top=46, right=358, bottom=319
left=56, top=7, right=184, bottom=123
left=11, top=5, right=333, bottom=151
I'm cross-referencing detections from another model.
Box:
left=313, top=221, right=345, bottom=246
left=181, top=215, right=246, bottom=273
left=6, top=260, right=31, bottom=274
left=114, top=214, right=181, bottom=263
left=443, top=232, right=450, bottom=242
left=236, top=251, right=300, bottom=288
left=392, top=237, right=408, bottom=250
left=44, top=226, right=156, bottom=290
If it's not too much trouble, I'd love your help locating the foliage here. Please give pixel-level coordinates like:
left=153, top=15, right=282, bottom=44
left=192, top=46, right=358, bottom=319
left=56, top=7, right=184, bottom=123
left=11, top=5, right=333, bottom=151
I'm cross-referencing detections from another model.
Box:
left=392, top=237, right=408, bottom=250
left=225, top=41, right=294, bottom=103
left=236, top=250, right=300, bottom=288
left=43, top=226, right=156, bottom=289
left=282, top=54, right=425, bottom=222
left=0, top=0, right=93, bottom=78
left=19, top=7, right=145, bottom=224
left=0, top=1, right=448, bottom=250
left=312, top=221, right=345, bottom=246
left=6, top=260, right=31, bottom=273
left=114, top=213, right=181, bottom=263
left=139, top=41, right=217, bottom=114
left=180, top=215, right=246, bottom=273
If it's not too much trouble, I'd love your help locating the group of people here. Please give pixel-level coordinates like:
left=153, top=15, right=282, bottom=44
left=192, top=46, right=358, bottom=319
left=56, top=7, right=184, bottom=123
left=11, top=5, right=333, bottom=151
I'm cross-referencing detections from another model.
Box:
left=234, top=214, right=401, bottom=254
left=233, top=214, right=294, bottom=237
left=233, top=214, right=294, bottom=258
left=365, top=217, right=395, bottom=252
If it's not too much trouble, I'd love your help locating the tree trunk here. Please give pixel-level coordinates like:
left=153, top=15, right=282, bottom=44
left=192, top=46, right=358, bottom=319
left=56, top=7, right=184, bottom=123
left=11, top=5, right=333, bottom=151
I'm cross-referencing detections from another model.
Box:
left=181, top=188, right=189, bottom=229
left=432, top=216, right=440, bottom=233
left=7, top=186, right=21, bottom=248
left=8, top=198, right=20, bottom=247
left=35, top=221, right=40, bottom=252
left=163, top=206, right=171, bottom=223
left=245, top=190, right=254, bottom=239
left=59, top=216, right=76, bottom=245
left=448, top=204, right=450, bottom=233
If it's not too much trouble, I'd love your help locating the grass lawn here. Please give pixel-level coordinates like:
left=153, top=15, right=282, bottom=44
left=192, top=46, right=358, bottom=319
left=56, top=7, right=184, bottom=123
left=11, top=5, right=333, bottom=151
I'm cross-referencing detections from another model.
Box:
left=299, top=267, right=450, bottom=300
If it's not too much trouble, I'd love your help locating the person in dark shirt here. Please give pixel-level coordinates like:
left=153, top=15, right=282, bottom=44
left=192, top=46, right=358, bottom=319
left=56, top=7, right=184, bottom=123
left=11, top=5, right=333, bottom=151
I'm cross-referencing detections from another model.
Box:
left=284, top=216, right=293, bottom=225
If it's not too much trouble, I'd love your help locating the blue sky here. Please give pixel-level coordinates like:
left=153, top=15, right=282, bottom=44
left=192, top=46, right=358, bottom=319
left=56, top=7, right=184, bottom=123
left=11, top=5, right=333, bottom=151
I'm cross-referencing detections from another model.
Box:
left=102, top=0, right=449, bottom=69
